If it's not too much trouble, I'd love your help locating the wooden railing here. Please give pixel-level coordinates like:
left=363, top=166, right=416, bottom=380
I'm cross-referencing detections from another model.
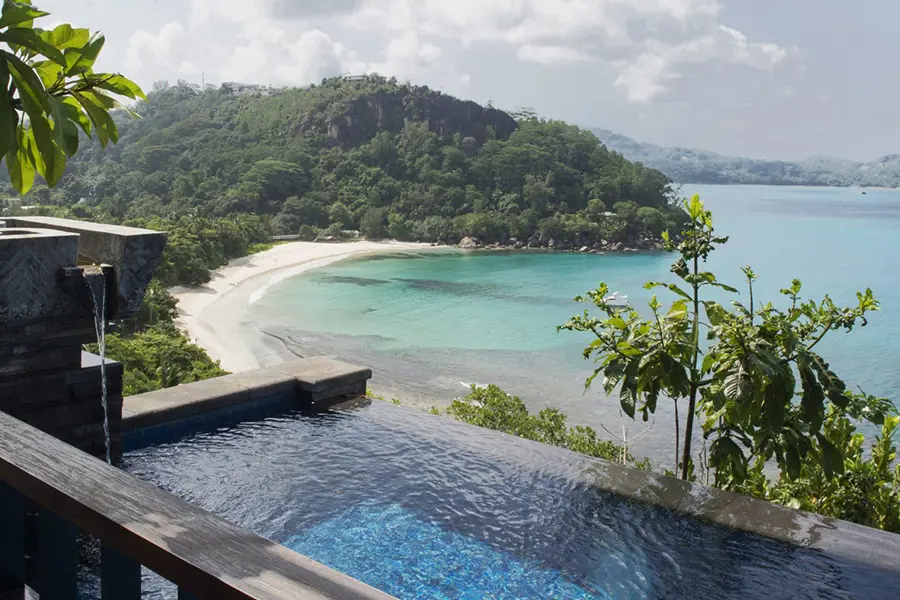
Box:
left=0, top=410, right=395, bottom=600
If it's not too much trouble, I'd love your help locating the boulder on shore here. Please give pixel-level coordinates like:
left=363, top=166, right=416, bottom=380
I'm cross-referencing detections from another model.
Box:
left=458, top=236, right=479, bottom=249
left=579, top=246, right=590, bottom=253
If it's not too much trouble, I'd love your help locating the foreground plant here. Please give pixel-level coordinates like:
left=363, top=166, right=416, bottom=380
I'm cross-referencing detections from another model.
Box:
left=561, top=194, right=894, bottom=490
left=740, top=413, right=900, bottom=532
left=0, top=0, right=145, bottom=193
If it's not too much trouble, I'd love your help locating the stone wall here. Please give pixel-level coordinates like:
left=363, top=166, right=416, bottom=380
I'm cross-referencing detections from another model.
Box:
left=0, top=352, right=124, bottom=461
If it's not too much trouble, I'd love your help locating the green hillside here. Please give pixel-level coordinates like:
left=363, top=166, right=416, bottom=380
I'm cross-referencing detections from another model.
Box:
left=3, top=76, right=683, bottom=251
left=593, top=128, right=900, bottom=188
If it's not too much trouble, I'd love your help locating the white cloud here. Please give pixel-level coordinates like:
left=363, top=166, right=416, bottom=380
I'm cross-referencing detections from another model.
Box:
left=125, top=5, right=361, bottom=87
left=368, top=31, right=443, bottom=80
left=517, top=44, right=593, bottom=65
left=275, top=30, right=362, bottom=83
left=125, top=22, right=184, bottom=71
left=123, top=0, right=790, bottom=103
left=614, top=53, right=676, bottom=102
left=346, top=0, right=789, bottom=101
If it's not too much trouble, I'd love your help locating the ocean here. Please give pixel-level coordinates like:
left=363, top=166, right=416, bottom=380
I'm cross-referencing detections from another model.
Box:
left=248, top=185, right=900, bottom=463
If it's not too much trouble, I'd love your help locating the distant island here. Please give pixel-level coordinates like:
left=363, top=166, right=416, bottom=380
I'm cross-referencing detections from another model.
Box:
left=593, top=128, right=900, bottom=188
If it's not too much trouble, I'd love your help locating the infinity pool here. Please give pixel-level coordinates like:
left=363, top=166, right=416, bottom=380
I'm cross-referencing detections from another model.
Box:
left=121, top=401, right=899, bottom=599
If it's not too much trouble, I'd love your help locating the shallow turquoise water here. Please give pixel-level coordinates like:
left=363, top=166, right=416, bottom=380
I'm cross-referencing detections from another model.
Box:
left=250, top=185, right=900, bottom=452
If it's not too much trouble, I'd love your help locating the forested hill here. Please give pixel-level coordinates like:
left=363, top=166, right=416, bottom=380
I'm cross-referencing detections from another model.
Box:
left=4, top=76, right=684, bottom=251
left=593, top=128, right=900, bottom=188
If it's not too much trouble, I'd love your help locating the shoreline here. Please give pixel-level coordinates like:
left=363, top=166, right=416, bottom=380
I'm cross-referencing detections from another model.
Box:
left=170, top=240, right=433, bottom=373
left=171, top=238, right=665, bottom=375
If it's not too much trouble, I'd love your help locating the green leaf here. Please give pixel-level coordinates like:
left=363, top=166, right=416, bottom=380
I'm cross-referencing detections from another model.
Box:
left=701, top=352, right=716, bottom=374
left=49, top=96, right=78, bottom=156
left=2, top=50, right=50, bottom=112
left=0, top=58, right=15, bottom=157
left=0, top=27, right=65, bottom=64
left=785, top=444, right=802, bottom=479
left=39, top=23, right=90, bottom=50
left=81, top=89, right=116, bottom=109
left=31, top=59, right=62, bottom=88
left=763, top=378, right=788, bottom=428
left=710, top=281, right=739, bottom=294
left=703, top=301, right=726, bottom=326
left=61, top=96, right=91, bottom=135
left=64, top=32, right=105, bottom=76
left=798, top=358, right=825, bottom=429
left=4, top=51, right=67, bottom=185
left=6, top=129, right=35, bottom=194
left=619, top=361, right=640, bottom=419
left=0, top=1, right=48, bottom=29
left=89, top=73, right=147, bottom=100
left=667, top=299, right=688, bottom=319
left=722, top=364, right=751, bottom=401
left=607, top=316, right=626, bottom=330
left=71, top=90, right=115, bottom=146
left=817, top=433, right=844, bottom=479
left=667, top=284, right=692, bottom=300
left=809, top=354, right=847, bottom=405
left=709, top=436, right=745, bottom=480
left=686, top=194, right=704, bottom=220
left=25, top=119, right=65, bottom=185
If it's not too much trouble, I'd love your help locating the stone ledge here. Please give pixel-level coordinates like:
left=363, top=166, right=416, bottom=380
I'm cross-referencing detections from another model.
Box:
left=123, top=357, right=371, bottom=431
left=269, top=356, right=372, bottom=400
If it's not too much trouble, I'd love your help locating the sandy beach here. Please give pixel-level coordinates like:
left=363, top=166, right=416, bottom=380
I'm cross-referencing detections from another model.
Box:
left=171, top=240, right=430, bottom=373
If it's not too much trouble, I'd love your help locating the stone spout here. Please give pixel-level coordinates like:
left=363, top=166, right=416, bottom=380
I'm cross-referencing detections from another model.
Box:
left=4, top=216, right=167, bottom=319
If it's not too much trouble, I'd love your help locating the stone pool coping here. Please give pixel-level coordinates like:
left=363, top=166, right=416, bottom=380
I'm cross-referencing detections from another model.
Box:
left=574, top=442, right=900, bottom=574
left=123, top=357, right=371, bottom=431
left=124, top=361, right=900, bottom=578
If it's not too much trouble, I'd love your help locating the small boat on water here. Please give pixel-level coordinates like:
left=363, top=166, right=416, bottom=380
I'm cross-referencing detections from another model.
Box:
left=604, top=291, right=629, bottom=308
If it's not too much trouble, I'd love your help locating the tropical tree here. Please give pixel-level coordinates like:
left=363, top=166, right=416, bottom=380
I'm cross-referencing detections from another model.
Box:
left=0, top=0, right=144, bottom=193
left=561, top=194, right=893, bottom=485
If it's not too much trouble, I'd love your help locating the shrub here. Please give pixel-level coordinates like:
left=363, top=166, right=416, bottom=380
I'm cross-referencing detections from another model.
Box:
left=446, top=385, right=650, bottom=468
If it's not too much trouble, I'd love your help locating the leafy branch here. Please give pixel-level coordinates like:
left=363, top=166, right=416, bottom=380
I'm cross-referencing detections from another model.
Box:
left=562, top=193, right=895, bottom=487
left=0, top=0, right=145, bottom=193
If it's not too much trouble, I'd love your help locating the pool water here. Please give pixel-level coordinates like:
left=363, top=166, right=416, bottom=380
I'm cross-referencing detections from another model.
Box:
left=121, top=402, right=898, bottom=599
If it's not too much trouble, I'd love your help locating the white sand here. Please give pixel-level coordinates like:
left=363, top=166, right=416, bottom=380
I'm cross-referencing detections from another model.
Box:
left=171, top=240, right=429, bottom=373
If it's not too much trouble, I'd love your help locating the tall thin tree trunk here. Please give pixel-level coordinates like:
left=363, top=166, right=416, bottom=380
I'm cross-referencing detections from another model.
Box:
left=674, top=399, right=680, bottom=475
left=681, top=255, right=701, bottom=480
left=681, top=388, right=697, bottom=479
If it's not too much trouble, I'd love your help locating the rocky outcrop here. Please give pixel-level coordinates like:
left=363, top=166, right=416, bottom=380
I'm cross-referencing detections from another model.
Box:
left=458, top=236, right=479, bottom=249
left=313, top=89, right=519, bottom=148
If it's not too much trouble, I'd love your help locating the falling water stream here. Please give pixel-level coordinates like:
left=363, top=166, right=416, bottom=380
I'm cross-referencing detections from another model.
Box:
left=83, top=268, right=110, bottom=464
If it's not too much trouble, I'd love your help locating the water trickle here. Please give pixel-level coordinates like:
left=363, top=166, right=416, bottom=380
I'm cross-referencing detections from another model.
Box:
left=84, top=268, right=110, bottom=464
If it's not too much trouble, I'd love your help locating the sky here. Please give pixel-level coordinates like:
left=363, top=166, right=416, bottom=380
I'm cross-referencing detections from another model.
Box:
left=38, top=0, right=900, bottom=161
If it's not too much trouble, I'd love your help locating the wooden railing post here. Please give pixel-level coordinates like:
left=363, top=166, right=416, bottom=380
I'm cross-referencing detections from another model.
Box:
left=33, top=509, right=77, bottom=600
left=0, top=484, right=25, bottom=599
left=102, top=543, right=141, bottom=599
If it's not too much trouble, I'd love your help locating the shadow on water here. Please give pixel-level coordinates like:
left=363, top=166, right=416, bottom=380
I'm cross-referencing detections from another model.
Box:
left=320, top=275, right=391, bottom=286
